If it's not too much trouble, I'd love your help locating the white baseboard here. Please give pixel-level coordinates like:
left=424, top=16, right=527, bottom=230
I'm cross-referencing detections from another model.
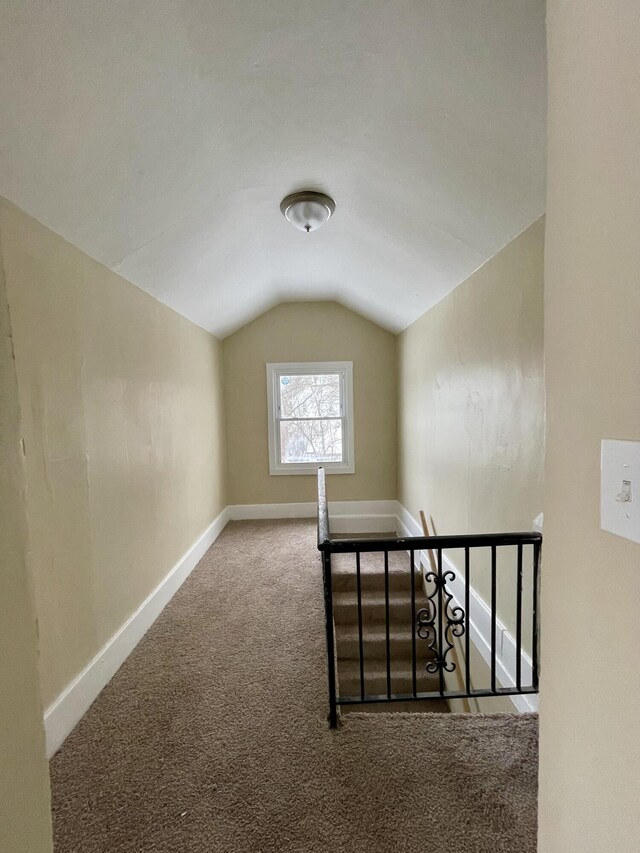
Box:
left=396, top=503, right=538, bottom=713
left=228, top=500, right=397, bottom=534
left=44, top=507, right=230, bottom=757
left=330, top=514, right=397, bottom=534
left=228, top=502, right=316, bottom=520
left=329, top=500, right=398, bottom=534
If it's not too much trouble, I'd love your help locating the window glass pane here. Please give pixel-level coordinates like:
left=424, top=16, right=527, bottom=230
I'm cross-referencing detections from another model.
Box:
left=279, top=373, right=341, bottom=419
left=280, top=419, right=343, bottom=463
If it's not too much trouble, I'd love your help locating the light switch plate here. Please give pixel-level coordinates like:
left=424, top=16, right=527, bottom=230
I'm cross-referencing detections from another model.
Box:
left=601, top=439, right=640, bottom=543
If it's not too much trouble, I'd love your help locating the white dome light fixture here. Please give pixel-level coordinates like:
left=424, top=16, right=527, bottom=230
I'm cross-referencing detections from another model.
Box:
left=280, top=191, right=335, bottom=233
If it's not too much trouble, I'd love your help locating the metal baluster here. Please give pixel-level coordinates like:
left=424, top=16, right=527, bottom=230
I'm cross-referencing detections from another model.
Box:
left=491, top=545, right=497, bottom=694
left=532, top=540, right=541, bottom=691
left=464, top=546, right=471, bottom=697
left=384, top=550, right=391, bottom=699
left=410, top=549, right=417, bottom=698
left=322, top=550, right=338, bottom=728
left=356, top=551, right=364, bottom=702
left=437, top=548, right=444, bottom=696
left=516, top=543, right=523, bottom=693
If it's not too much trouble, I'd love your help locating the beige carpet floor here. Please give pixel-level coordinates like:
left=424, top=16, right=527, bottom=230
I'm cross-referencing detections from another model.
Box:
left=50, top=519, right=538, bottom=853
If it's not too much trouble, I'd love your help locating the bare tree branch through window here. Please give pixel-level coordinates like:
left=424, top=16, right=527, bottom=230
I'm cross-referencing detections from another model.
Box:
left=278, top=373, right=343, bottom=463
left=267, top=363, right=354, bottom=474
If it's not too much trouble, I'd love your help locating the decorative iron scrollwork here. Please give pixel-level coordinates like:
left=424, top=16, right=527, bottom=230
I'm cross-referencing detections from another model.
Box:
left=417, top=570, right=465, bottom=673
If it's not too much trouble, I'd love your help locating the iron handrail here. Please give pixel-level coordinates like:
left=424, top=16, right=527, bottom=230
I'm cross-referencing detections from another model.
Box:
left=323, top=531, right=542, bottom=551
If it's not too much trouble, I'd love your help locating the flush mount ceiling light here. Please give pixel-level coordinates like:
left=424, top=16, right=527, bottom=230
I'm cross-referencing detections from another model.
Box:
left=280, top=191, right=335, bottom=233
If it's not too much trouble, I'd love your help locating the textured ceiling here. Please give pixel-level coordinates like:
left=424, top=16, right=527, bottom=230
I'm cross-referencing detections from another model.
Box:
left=0, top=1, right=546, bottom=337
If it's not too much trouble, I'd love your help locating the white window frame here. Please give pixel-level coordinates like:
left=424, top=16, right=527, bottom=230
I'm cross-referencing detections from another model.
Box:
left=266, top=361, right=355, bottom=476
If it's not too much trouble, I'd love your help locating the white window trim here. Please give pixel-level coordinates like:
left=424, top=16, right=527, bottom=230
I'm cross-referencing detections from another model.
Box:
left=266, top=361, right=355, bottom=476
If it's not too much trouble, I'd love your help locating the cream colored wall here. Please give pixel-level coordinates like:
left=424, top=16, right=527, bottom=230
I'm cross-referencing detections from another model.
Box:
left=397, top=219, right=544, bottom=709
left=398, top=219, right=544, bottom=626
left=0, top=229, right=52, bottom=851
left=222, top=301, right=397, bottom=505
left=0, top=199, right=227, bottom=710
left=539, top=4, right=640, bottom=851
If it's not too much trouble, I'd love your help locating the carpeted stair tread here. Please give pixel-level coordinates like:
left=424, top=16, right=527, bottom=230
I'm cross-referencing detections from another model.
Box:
left=331, top=566, right=420, bottom=593
left=335, top=626, right=429, bottom=661
left=332, top=548, right=411, bottom=573
left=337, top=657, right=441, bottom=697
left=332, top=591, right=419, bottom=624
left=332, top=531, right=397, bottom=540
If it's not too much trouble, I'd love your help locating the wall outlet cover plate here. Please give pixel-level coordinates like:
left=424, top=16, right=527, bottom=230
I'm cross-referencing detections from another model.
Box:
left=600, top=439, right=640, bottom=544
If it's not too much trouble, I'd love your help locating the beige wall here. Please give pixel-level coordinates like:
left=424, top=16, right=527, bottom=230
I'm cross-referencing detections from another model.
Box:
left=0, top=227, right=53, bottom=851
left=539, top=4, right=640, bottom=851
left=0, top=199, right=227, bottom=710
left=222, top=301, right=397, bottom=505
left=398, top=218, right=545, bottom=637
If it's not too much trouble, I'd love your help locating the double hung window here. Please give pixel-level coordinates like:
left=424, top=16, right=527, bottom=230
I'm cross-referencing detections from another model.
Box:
left=266, top=362, right=355, bottom=475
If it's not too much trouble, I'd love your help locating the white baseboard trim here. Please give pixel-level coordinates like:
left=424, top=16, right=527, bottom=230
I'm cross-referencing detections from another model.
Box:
left=396, top=503, right=538, bottom=713
left=330, top=514, right=397, bottom=534
left=44, top=507, right=230, bottom=757
left=228, top=500, right=397, bottom=534
left=330, top=500, right=397, bottom=534
left=228, top=502, right=316, bottom=520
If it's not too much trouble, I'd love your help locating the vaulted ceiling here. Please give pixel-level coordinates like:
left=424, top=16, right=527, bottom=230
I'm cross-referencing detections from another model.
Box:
left=0, top=1, right=546, bottom=338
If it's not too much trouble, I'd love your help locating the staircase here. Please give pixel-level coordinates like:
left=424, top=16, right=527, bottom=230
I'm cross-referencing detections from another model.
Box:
left=331, top=541, right=449, bottom=714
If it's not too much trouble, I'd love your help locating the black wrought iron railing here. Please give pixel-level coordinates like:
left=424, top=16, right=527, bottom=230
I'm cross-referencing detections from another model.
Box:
left=317, top=467, right=541, bottom=728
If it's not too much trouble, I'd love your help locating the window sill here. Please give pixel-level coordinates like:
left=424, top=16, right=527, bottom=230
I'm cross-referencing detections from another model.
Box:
left=269, top=464, right=355, bottom=476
